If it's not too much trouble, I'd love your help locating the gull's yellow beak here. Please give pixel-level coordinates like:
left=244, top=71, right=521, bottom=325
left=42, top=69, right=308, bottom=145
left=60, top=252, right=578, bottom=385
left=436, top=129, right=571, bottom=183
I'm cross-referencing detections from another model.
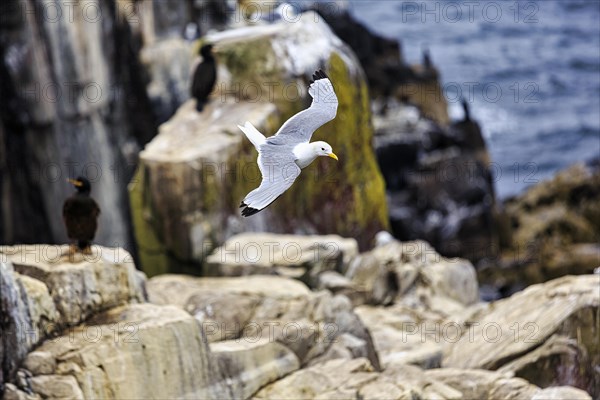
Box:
left=328, top=152, right=339, bottom=161
left=67, top=178, right=83, bottom=187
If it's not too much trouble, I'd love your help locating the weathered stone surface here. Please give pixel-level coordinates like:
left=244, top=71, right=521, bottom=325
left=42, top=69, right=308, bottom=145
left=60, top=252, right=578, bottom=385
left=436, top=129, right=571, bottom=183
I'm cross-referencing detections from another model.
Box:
left=22, top=351, right=56, bottom=376
left=1, top=245, right=146, bottom=325
left=254, top=358, right=466, bottom=400
left=0, top=245, right=145, bottom=388
left=531, top=386, right=592, bottom=400
left=348, top=239, right=479, bottom=309
left=206, top=233, right=358, bottom=285
left=29, top=375, right=84, bottom=399
left=253, top=358, right=377, bottom=399
left=1, top=261, right=58, bottom=385
left=444, top=275, right=599, bottom=396
left=211, top=339, right=300, bottom=399
left=20, top=303, right=232, bottom=399
left=130, top=11, right=389, bottom=276
left=147, top=274, right=380, bottom=370
left=498, top=335, right=596, bottom=396
left=425, top=368, right=540, bottom=400
left=346, top=239, right=480, bottom=370
left=141, top=38, right=194, bottom=123
left=488, top=162, right=600, bottom=296
left=2, top=383, right=41, bottom=400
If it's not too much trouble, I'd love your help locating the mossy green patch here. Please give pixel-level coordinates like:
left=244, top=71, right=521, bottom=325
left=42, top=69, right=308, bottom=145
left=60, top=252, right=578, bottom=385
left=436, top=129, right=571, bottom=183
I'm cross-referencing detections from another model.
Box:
left=272, top=52, right=389, bottom=248
left=128, top=166, right=169, bottom=277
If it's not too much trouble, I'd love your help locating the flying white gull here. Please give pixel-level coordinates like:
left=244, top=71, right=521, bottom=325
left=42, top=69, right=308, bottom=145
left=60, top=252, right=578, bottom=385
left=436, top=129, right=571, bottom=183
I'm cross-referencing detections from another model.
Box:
left=239, top=70, right=339, bottom=217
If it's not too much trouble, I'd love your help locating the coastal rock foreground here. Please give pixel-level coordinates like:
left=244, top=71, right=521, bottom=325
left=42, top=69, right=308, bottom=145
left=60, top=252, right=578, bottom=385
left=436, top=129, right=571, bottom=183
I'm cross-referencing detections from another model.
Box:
left=2, top=243, right=596, bottom=399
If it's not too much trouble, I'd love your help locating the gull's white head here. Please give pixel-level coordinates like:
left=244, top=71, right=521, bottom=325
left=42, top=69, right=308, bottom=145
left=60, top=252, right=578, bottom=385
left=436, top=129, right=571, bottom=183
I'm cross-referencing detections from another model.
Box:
left=312, top=141, right=338, bottom=161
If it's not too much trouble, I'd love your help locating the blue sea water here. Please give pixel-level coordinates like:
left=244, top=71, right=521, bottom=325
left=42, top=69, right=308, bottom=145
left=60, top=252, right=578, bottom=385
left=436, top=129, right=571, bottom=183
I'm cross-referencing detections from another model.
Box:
left=348, top=0, right=600, bottom=198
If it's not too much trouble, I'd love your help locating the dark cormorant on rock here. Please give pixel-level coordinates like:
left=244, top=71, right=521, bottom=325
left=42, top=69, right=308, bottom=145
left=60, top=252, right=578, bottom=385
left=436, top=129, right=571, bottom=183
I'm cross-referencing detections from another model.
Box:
left=461, top=98, right=471, bottom=122
left=63, top=177, right=100, bottom=255
left=191, top=44, right=216, bottom=112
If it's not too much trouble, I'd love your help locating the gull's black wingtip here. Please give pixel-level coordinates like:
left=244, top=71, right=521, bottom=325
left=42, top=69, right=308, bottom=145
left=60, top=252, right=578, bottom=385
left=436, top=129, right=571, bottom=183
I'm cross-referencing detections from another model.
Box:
left=310, top=69, right=329, bottom=84
left=241, top=205, right=261, bottom=217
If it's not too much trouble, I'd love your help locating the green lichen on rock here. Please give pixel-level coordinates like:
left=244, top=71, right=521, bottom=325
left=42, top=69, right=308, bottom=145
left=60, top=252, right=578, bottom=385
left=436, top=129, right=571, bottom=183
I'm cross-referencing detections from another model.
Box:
left=271, top=52, right=389, bottom=246
left=220, top=38, right=276, bottom=77
left=128, top=166, right=169, bottom=277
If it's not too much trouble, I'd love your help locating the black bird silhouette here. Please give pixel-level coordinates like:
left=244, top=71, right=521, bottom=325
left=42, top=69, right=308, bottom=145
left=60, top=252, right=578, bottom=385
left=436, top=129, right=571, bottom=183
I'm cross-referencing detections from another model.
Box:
left=63, top=177, right=100, bottom=255
left=461, top=98, right=471, bottom=122
left=423, top=48, right=432, bottom=70
left=191, top=44, right=217, bottom=112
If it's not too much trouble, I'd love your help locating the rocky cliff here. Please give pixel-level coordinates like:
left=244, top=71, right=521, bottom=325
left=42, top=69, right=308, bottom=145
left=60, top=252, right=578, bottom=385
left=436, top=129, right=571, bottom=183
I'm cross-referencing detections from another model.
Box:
left=0, top=0, right=159, bottom=250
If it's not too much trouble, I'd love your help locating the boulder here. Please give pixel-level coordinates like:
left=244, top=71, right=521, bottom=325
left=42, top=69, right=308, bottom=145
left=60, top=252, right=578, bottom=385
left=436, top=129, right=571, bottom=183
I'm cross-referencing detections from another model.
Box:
left=14, top=303, right=232, bottom=399
left=253, top=358, right=378, bottom=399
left=205, top=233, right=358, bottom=285
left=147, top=274, right=380, bottom=370
left=211, top=339, right=300, bottom=399
left=348, top=239, right=479, bottom=308
left=487, top=163, right=600, bottom=295
left=499, top=335, right=596, bottom=393
left=129, top=11, right=389, bottom=276
left=443, top=275, right=599, bottom=396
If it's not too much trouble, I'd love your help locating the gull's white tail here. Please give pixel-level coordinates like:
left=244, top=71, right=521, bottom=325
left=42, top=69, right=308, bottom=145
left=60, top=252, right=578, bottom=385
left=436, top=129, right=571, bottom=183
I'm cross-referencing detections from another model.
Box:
left=238, top=121, right=266, bottom=150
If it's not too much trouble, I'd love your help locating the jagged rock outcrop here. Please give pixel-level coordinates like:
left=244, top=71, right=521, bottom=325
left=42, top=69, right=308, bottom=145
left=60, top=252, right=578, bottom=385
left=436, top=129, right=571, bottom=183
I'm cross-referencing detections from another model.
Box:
left=130, top=11, right=388, bottom=276
left=373, top=100, right=498, bottom=265
left=483, top=162, right=600, bottom=295
left=443, top=275, right=600, bottom=396
left=347, top=238, right=479, bottom=308
left=147, top=274, right=380, bottom=371
left=351, top=239, right=480, bottom=368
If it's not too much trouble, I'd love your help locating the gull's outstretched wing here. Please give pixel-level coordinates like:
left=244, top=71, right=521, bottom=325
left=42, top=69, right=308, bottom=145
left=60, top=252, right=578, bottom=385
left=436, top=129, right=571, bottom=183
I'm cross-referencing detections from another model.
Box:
left=268, top=70, right=338, bottom=145
left=240, top=145, right=301, bottom=217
